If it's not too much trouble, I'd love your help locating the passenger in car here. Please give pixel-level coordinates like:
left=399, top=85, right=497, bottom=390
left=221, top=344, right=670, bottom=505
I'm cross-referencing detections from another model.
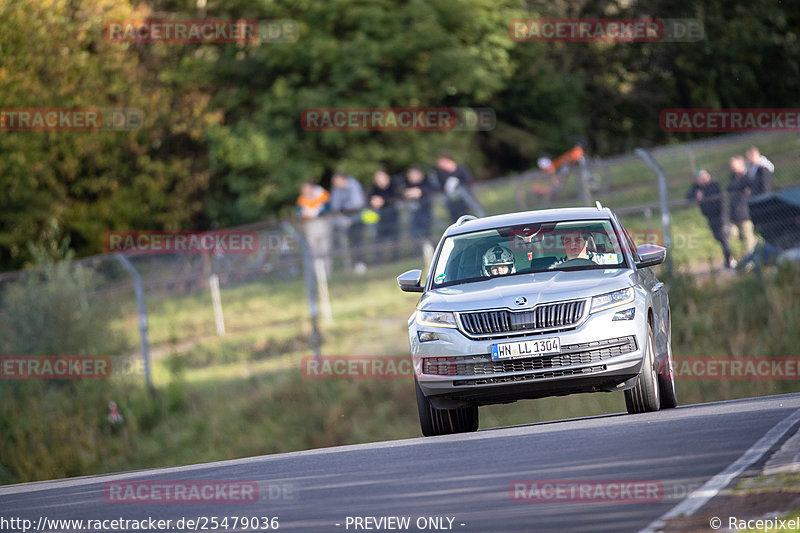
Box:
left=481, top=245, right=516, bottom=277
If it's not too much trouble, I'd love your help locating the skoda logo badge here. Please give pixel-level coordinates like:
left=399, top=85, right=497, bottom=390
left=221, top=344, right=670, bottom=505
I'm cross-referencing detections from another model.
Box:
left=515, top=296, right=527, bottom=306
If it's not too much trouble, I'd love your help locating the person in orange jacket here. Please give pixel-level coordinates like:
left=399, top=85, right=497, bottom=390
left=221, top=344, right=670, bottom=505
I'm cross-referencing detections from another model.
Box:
left=296, top=181, right=330, bottom=219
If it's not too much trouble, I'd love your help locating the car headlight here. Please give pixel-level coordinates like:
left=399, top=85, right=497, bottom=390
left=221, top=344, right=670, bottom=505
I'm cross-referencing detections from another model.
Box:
left=416, top=310, right=458, bottom=329
left=590, top=287, right=635, bottom=313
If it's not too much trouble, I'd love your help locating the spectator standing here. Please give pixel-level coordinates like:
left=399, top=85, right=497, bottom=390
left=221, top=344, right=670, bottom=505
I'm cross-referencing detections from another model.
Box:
left=296, top=182, right=330, bottom=219
left=369, top=169, right=400, bottom=263
left=435, top=150, right=474, bottom=221
left=296, top=181, right=332, bottom=273
left=686, top=169, right=734, bottom=269
left=330, top=171, right=367, bottom=273
left=745, top=146, right=774, bottom=196
left=728, top=156, right=757, bottom=256
left=404, top=165, right=437, bottom=242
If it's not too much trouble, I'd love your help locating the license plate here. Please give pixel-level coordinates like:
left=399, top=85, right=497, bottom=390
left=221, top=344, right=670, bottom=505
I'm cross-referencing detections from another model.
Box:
left=491, top=337, right=561, bottom=360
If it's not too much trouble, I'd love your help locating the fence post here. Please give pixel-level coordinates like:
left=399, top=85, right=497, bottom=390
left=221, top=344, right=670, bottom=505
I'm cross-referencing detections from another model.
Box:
left=422, top=240, right=435, bottom=271
left=313, top=258, right=334, bottom=323
left=458, top=186, right=486, bottom=217
left=114, top=255, right=154, bottom=392
left=635, top=148, right=674, bottom=275
left=282, top=222, right=322, bottom=360
left=209, top=273, right=226, bottom=336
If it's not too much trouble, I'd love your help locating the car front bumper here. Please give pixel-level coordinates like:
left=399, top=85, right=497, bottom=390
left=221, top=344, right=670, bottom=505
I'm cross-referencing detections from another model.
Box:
left=410, top=302, right=647, bottom=408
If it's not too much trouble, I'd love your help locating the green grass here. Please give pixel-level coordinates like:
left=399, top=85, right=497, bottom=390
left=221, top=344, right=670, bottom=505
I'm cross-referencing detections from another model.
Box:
left=732, top=474, right=800, bottom=532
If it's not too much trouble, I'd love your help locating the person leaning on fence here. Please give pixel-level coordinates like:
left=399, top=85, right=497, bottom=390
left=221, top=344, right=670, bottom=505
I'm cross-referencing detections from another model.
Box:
left=296, top=181, right=330, bottom=219
left=435, top=150, right=474, bottom=222
left=369, top=169, right=400, bottom=263
left=728, top=156, right=758, bottom=256
left=686, top=169, right=735, bottom=269
left=330, top=171, right=367, bottom=273
left=296, top=181, right=333, bottom=273
left=403, top=165, right=437, bottom=242
left=745, top=146, right=774, bottom=196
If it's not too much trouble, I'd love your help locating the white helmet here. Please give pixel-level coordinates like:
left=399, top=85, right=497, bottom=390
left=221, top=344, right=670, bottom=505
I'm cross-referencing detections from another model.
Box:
left=482, top=245, right=516, bottom=276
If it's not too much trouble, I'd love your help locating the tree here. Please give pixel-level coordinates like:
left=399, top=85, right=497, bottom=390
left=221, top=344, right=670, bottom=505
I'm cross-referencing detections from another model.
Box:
left=193, top=0, right=520, bottom=224
left=0, top=0, right=215, bottom=270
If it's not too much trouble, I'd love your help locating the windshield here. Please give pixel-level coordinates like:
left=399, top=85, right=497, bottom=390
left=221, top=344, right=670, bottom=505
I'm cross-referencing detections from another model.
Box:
left=431, top=219, right=627, bottom=288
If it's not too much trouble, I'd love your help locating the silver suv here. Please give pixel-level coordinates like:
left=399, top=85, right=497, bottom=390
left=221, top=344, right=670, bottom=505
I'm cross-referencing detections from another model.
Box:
left=398, top=206, right=677, bottom=436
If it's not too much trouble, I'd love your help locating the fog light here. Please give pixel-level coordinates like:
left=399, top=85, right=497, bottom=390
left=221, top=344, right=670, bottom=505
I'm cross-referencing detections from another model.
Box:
left=612, top=308, right=635, bottom=321
left=418, top=331, right=439, bottom=342
left=422, top=356, right=457, bottom=376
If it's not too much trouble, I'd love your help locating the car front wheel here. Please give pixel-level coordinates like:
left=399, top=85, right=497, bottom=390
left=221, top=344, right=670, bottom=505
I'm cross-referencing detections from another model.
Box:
left=415, top=377, right=479, bottom=436
left=624, top=320, right=661, bottom=414
left=659, top=315, right=678, bottom=409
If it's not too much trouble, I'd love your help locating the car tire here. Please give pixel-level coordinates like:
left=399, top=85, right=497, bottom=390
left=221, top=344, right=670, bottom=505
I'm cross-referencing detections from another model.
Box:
left=415, top=377, right=479, bottom=436
left=624, top=320, right=661, bottom=414
left=658, top=315, right=678, bottom=409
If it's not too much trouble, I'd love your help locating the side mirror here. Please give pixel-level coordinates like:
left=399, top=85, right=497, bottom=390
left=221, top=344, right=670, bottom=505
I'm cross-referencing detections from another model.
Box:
left=635, top=244, right=666, bottom=269
left=397, top=269, right=424, bottom=293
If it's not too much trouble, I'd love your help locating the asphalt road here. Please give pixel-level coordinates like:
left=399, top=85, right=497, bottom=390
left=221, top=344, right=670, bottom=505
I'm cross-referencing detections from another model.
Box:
left=3, top=394, right=800, bottom=533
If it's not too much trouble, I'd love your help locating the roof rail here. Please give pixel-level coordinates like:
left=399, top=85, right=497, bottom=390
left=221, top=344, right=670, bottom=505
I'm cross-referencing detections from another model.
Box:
left=455, top=214, right=478, bottom=226
left=595, top=201, right=604, bottom=210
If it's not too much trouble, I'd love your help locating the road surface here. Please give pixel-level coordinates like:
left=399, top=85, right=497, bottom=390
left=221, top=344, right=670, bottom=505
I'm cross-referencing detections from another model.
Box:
left=3, top=394, right=800, bottom=533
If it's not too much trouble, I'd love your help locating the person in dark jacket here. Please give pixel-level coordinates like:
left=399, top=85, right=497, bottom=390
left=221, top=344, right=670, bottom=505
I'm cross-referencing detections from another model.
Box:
left=686, top=169, right=734, bottom=268
left=435, top=150, right=474, bottom=222
left=746, top=146, right=774, bottom=196
left=728, top=156, right=757, bottom=255
left=404, top=165, right=437, bottom=241
left=369, top=169, right=400, bottom=263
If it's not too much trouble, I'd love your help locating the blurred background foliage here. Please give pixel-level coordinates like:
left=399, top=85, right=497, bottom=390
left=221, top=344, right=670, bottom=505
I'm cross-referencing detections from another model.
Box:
left=1, top=0, right=799, bottom=270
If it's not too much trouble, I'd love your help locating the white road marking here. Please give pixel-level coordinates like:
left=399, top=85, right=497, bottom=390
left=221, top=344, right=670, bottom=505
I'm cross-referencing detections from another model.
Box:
left=639, top=406, right=800, bottom=533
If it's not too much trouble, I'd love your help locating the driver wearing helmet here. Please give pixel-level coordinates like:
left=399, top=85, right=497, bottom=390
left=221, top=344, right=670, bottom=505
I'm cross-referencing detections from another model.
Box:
left=482, top=245, right=516, bottom=277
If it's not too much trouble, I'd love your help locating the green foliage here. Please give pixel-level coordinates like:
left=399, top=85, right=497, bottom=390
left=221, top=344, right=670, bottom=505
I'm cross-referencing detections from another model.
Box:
left=195, top=0, right=521, bottom=224
left=0, top=221, right=124, bottom=356
left=3, top=0, right=800, bottom=268
left=667, top=262, right=800, bottom=358
left=0, top=0, right=214, bottom=270
left=574, top=0, right=800, bottom=152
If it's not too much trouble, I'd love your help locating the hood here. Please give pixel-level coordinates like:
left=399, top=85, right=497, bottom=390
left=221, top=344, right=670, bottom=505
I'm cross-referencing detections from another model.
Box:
left=419, top=268, right=636, bottom=312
